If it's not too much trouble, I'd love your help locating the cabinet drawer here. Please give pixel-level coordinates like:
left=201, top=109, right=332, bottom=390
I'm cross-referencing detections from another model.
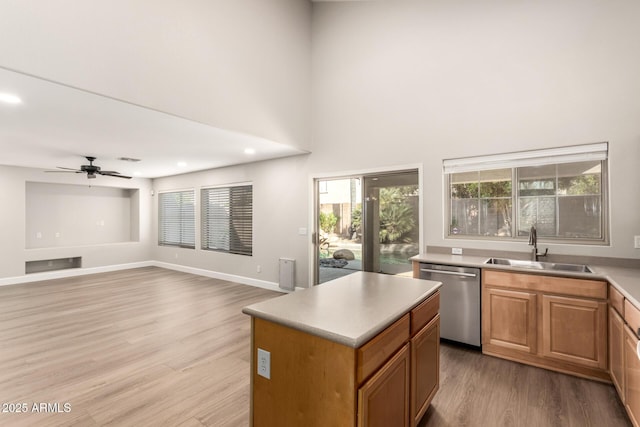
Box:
left=358, top=314, right=410, bottom=384
left=625, top=300, right=640, bottom=338
left=483, top=269, right=606, bottom=299
left=483, top=270, right=539, bottom=289
left=410, top=291, right=439, bottom=336
left=610, top=284, right=624, bottom=316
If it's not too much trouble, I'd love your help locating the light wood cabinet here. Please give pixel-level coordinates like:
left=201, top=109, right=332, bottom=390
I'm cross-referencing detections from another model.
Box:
left=358, top=343, right=410, bottom=427
left=482, top=270, right=609, bottom=381
left=410, top=314, right=440, bottom=427
left=624, top=325, right=640, bottom=427
left=249, top=290, right=440, bottom=427
left=482, top=287, right=537, bottom=354
left=606, top=283, right=640, bottom=427
left=541, top=294, right=607, bottom=369
left=610, top=305, right=625, bottom=399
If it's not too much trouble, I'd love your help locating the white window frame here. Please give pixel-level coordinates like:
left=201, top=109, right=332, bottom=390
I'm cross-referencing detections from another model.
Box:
left=444, top=143, right=609, bottom=244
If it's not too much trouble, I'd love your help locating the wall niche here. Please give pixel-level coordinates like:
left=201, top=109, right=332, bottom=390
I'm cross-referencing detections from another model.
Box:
left=25, top=182, right=140, bottom=249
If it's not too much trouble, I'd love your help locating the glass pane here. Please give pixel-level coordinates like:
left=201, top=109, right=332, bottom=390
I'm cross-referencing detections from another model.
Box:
left=519, top=164, right=556, bottom=180
left=450, top=199, right=479, bottom=235
left=518, top=165, right=556, bottom=197
left=518, top=196, right=555, bottom=236
left=480, top=199, right=512, bottom=237
left=451, top=171, right=479, bottom=184
left=557, top=161, right=601, bottom=195
left=479, top=169, right=512, bottom=198
left=451, top=182, right=478, bottom=199
left=317, top=178, right=362, bottom=284
left=377, top=182, right=420, bottom=275
left=558, top=196, right=602, bottom=238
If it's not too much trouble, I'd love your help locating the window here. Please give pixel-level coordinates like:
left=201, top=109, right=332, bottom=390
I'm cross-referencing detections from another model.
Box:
left=202, top=184, right=253, bottom=256
left=445, top=143, right=608, bottom=243
left=158, top=190, right=196, bottom=248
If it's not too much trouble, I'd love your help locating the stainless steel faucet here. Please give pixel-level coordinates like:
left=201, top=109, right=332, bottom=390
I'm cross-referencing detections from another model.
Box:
left=528, top=225, right=548, bottom=261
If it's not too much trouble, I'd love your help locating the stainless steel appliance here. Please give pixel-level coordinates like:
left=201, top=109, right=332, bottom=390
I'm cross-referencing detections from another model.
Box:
left=419, top=263, right=481, bottom=347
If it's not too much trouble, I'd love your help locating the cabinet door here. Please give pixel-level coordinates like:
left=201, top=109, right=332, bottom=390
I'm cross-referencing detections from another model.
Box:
left=410, top=314, right=440, bottom=427
left=610, top=306, right=625, bottom=400
left=541, top=295, right=607, bottom=369
left=358, top=343, right=410, bottom=427
left=624, top=325, right=640, bottom=427
left=482, top=287, right=537, bottom=353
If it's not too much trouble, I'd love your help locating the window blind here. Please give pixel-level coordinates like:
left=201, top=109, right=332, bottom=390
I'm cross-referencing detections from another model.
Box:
left=202, top=184, right=253, bottom=256
left=443, top=142, right=608, bottom=174
left=158, top=190, right=195, bottom=248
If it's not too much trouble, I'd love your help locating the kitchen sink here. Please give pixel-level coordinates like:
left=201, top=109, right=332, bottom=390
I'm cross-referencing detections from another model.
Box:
left=484, top=257, right=593, bottom=273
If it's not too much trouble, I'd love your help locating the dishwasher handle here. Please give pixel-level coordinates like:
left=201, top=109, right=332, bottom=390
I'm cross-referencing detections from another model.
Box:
left=420, top=268, right=477, bottom=278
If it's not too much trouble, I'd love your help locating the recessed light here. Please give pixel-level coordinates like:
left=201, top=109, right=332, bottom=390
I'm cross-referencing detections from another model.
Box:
left=244, top=148, right=256, bottom=155
left=0, top=93, right=22, bottom=104
left=177, top=161, right=187, bottom=167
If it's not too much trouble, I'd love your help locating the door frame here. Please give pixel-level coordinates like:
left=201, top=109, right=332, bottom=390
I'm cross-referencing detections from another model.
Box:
left=309, top=164, right=423, bottom=286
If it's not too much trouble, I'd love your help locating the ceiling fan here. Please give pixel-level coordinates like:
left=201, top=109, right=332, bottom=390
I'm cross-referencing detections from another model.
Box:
left=45, top=156, right=132, bottom=179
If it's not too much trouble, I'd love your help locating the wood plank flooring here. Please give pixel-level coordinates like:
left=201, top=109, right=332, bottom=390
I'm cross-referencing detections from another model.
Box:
left=0, top=267, right=631, bottom=426
left=0, top=267, right=281, bottom=426
left=419, top=342, right=630, bottom=427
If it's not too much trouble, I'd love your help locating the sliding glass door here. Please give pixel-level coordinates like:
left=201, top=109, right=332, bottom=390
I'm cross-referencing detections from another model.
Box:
left=315, top=178, right=363, bottom=284
left=315, top=169, right=419, bottom=284
left=362, top=171, right=419, bottom=276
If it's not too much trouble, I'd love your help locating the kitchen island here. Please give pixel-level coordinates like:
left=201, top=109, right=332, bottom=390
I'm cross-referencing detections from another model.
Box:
left=242, top=271, right=442, bottom=427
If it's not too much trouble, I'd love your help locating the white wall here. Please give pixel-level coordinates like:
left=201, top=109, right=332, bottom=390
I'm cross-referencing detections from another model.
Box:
left=0, top=0, right=312, bottom=151
left=26, top=183, right=136, bottom=248
left=151, top=154, right=311, bottom=287
left=0, top=165, right=153, bottom=280
left=2, top=1, right=639, bottom=288
left=311, top=0, right=640, bottom=259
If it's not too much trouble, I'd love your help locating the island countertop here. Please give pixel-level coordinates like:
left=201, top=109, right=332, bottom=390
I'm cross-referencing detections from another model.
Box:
left=242, top=271, right=442, bottom=348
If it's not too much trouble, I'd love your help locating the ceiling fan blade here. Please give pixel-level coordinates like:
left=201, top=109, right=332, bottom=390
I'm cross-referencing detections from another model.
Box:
left=56, top=166, right=83, bottom=171
left=99, top=171, right=132, bottom=179
left=44, top=170, right=83, bottom=173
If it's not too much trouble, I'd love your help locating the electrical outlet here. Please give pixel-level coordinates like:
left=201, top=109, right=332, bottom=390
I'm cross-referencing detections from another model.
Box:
left=451, top=247, right=463, bottom=255
left=257, top=265, right=262, bottom=273
left=257, top=348, right=270, bottom=379
left=635, top=236, right=640, bottom=249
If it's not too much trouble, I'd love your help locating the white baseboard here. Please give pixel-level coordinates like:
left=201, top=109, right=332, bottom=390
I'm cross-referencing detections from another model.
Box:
left=0, top=260, right=295, bottom=293
left=0, top=261, right=154, bottom=287
left=152, top=261, right=285, bottom=293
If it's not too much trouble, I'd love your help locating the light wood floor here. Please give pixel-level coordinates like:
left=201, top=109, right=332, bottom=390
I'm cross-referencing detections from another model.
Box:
left=0, top=267, right=280, bottom=426
left=0, top=267, right=631, bottom=426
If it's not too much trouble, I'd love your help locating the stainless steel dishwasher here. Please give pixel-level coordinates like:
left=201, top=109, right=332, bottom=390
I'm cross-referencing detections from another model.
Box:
left=419, top=263, right=481, bottom=347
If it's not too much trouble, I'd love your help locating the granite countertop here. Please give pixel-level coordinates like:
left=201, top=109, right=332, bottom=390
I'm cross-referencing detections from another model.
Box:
left=411, top=253, right=640, bottom=308
left=242, top=271, right=442, bottom=348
